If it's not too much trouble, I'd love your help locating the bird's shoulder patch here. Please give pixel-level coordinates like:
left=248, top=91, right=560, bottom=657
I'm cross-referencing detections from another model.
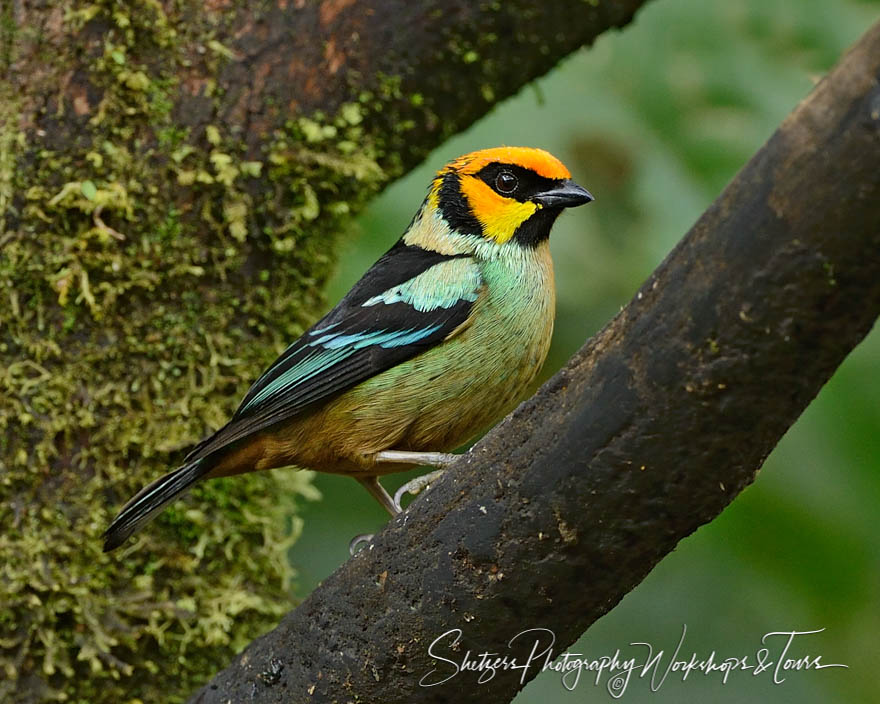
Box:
left=338, top=240, right=468, bottom=306
left=361, top=257, right=482, bottom=312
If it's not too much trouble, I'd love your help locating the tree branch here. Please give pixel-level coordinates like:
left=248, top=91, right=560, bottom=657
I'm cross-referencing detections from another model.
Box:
left=191, top=20, right=880, bottom=704
left=197, top=0, right=651, bottom=171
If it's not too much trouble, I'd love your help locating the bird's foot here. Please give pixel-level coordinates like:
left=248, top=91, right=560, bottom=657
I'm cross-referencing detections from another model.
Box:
left=349, top=533, right=374, bottom=555
left=393, top=469, right=447, bottom=513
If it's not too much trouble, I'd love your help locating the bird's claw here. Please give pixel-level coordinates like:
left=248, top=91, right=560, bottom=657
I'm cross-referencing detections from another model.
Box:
left=349, top=533, right=374, bottom=555
left=393, top=469, right=447, bottom=512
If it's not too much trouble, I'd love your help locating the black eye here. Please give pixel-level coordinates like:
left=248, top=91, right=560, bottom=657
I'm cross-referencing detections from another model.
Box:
left=494, top=170, right=518, bottom=194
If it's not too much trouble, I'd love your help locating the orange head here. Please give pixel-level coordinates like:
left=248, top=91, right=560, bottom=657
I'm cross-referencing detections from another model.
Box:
left=426, top=147, right=592, bottom=246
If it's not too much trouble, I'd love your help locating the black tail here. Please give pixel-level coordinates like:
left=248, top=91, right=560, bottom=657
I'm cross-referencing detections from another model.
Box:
left=103, top=459, right=208, bottom=551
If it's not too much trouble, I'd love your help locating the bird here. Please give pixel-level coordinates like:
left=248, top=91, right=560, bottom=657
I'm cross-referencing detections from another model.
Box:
left=103, top=146, right=593, bottom=552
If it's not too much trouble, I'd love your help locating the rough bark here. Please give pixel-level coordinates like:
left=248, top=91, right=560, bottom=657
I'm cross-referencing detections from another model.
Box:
left=191, top=20, right=880, bottom=704
left=0, top=1, right=649, bottom=702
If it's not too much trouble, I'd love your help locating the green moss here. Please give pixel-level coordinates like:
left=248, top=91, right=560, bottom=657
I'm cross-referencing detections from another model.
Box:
left=822, top=259, right=837, bottom=286
left=0, top=0, right=14, bottom=75
left=0, top=2, right=388, bottom=702
left=0, top=94, right=17, bottom=239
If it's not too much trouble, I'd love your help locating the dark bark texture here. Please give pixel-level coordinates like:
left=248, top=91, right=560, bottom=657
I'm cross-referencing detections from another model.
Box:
left=191, top=20, right=880, bottom=704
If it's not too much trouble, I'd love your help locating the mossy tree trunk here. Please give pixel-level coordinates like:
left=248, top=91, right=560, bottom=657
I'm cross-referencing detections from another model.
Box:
left=0, top=1, right=648, bottom=701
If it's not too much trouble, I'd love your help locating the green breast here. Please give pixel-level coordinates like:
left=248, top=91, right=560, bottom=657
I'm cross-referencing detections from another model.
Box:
left=342, top=243, right=556, bottom=451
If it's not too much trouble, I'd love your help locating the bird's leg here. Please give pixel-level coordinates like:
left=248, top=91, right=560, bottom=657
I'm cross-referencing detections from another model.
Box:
left=374, top=451, right=460, bottom=512
left=393, top=469, right=448, bottom=513
left=374, top=450, right=458, bottom=467
left=356, top=475, right=399, bottom=516
left=350, top=456, right=459, bottom=553
left=349, top=476, right=398, bottom=556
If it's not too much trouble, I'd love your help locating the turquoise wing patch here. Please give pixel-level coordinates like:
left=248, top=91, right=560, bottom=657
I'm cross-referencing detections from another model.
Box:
left=361, top=258, right=482, bottom=312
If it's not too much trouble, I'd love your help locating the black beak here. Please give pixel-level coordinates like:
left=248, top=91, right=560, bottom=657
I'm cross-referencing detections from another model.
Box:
left=533, top=179, right=594, bottom=209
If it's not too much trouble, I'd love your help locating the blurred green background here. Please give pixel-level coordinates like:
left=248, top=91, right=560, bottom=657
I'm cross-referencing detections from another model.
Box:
left=288, top=0, right=880, bottom=702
